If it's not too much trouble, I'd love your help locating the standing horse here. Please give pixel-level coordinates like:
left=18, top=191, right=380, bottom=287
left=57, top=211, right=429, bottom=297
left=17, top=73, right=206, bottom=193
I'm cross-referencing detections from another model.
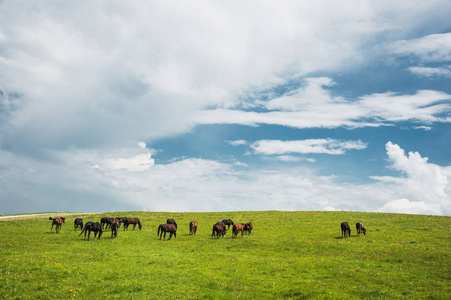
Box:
left=167, top=218, right=178, bottom=229
left=49, top=217, right=65, bottom=233
left=341, top=222, right=351, bottom=238
left=356, top=222, right=366, bottom=235
left=212, top=222, right=226, bottom=238
left=189, top=221, right=198, bottom=235
left=79, top=222, right=102, bottom=240
left=74, top=218, right=83, bottom=231
left=221, top=219, right=234, bottom=229
left=100, top=217, right=111, bottom=229
left=158, top=224, right=177, bottom=240
left=243, top=222, right=253, bottom=235
left=123, top=218, right=142, bottom=231
left=110, top=221, right=119, bottom=239
left=232, top=223, right=244, bottom=238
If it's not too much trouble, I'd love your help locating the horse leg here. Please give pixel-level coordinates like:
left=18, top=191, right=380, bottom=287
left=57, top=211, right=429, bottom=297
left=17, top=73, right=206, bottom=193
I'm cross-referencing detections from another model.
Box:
left=168, top=232, right=172, bottom=240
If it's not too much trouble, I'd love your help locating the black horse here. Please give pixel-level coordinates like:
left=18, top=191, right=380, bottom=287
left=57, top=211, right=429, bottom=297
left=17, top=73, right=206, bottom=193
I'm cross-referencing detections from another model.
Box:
left=341, top=222, right=351, bottom=238
left=189, top=221, right=198, bottom=235
left=100, top=217, right=111, bottom=229
left=158, top=224, right=177, bottom=240
left=79, top=222, right=102, bottom=240
left=74, top=218, right=83, bottom=231
left=167, top=218, right=178, bottom=229
left=356, top=222, right=366, bottom=235
left=212, top=222, right=227, bottom=238
left=123, top=218, right=142, bottom=231
left=110, top=221, right=119, bottom=239
left=221, top=219, right=234, bottom=229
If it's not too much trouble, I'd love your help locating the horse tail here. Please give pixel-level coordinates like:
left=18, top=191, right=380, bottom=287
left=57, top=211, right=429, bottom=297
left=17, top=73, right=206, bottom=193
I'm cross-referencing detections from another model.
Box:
left=79, top=228, right=85, bottom=237
left=138, top=219, right=142, bottom=230
left=157, top=224, right=162, bottom=236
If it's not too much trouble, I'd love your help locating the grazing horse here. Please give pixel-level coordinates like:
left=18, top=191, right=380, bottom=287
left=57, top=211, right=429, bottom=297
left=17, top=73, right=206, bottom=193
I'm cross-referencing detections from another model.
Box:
left=243, top=222, right=253, bottom=235
left=356, top=222, right=366, bottom=235
left=341, top=222, right=351, bottom=238
left=189, top=221, right=198, bottom=235
left=79, top=222, right=102, bottom=240
left=100, top=217, right=111, bottom=229
left=74, top=218, right=83, bottom=231
left=221, top=219, right=234, bottom=229
left=110, top=221, right=119, bottom=239
left=157, top=224, right=177, bottom=240
left=49, top=217, right=65, bottom=233
left=212, top=222, right=226, bottom=238
left=167, top=218, right=178, bottom=229
left=232, top=223, right=244, bottom=238
left=105, top=218, right=122, bottom=230
left=123, top=218, right=142, bottom=231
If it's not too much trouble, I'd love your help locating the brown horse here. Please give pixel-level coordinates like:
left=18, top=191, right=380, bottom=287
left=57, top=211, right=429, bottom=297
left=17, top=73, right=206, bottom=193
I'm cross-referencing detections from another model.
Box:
left=243, top=222, right=253, bottom=235
left=212, top=222, right=226, bottom=238
left=157, top=224, right=177, bottom=240
left=232, top=223, right=244, bottom=238
left=49, top=217, right=65, bottom=233
left=356, top=222, right=366, bottom=235
left=74, top=218, right=83, bottom=231
left=123, top=218, right=142, bottom=231
left=189, top=221, right=198, bottom=235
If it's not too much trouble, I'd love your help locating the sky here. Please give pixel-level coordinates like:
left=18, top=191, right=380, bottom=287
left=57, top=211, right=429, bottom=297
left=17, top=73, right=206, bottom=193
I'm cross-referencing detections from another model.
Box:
left=0, top=1, right=450, bottom=216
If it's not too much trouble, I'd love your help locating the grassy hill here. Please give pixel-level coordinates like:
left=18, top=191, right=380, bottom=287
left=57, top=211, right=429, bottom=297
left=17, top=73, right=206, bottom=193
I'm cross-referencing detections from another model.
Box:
left=0, top=211, right=450, bottom=299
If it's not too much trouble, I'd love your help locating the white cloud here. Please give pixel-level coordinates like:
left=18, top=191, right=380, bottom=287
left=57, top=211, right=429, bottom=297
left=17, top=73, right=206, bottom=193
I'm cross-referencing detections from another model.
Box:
left=372, top=142, right=450, bottom=215
left=389, top=33, right=451, bottom=62
left=226, top=140, right=247, bottom=146
left=251, top=139, right=367, bottom=155
left=408, top=66, right=451, bottom=78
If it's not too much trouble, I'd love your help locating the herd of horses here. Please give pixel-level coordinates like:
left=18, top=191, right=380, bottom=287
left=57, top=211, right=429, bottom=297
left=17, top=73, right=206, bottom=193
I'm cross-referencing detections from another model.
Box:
left=48, top=216, right=254, bottom=241
left=49, top=216, right=366, bottom=240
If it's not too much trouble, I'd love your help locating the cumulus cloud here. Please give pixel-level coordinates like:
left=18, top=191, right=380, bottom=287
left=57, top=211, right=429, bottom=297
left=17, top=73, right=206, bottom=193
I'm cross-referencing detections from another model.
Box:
left=251, top=139, right=368, bottom=155
left=373, top=142, right=450, bottom=215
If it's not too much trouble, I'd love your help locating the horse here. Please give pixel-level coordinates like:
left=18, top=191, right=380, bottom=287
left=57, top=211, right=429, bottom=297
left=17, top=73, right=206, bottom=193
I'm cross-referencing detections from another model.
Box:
left=123, top=218, right=142, bottom=231
left=110, top=221, right=119, bottom=239
left=243, top=222, right=253, bottom=235
left=157, top=224, right=177, bottom=240
left=189, top=221, right=198, bottom=235
left=232, top=223, right=244, bottom=238
left=106, top=218, right=122, bottom=230
left=74, top=218, right=83, bottom=231
left=49, top=217, right=65, bottom=233
left=356, top=222, right=366, bottom=235
left=167, top=218, right=178, bottom=229
left=79, top=222, right=102, bottom=240
left=341, top=222, right=351, bottom=238
left=221, top=219, right=234, bottom=229
left=212, top=222, right=226, bottom=238
left=100, top=217, right=111, bottom=229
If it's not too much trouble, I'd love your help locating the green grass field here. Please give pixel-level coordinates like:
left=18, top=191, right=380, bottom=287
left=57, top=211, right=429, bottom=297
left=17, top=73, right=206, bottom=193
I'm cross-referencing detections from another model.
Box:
left=0, top=211, right=450, bottom=299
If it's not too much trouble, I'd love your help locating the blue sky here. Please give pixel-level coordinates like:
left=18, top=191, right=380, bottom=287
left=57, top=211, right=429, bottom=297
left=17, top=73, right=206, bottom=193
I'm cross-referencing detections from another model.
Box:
left=0, top=1, right=450, bottom=215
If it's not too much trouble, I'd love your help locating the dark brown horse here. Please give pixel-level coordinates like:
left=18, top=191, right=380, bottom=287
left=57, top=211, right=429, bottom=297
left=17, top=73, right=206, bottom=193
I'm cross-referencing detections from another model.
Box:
left=341, top=222, right=351, bottom=238
left=212, top=222, right=226, bottom=238
left=123, top=218, right=142, bottom=231
left=110, top=221, right=119, bottom=239
left=74, top=218, right=83, bottom=231
left=79, top=222, right=102, bottom=240
left=167, top=218, right=178, bottom=229
left=100, top=217, right=111, bottom=229
left=221, top=219, right=234, bottom=229
left=189, top=221, right=198, bottom=235
left=243, top=222, right=253, bottom=235
left=232, top=223, right=244, bottom=238
left=158, top=224, right=177, bottom=240
left=49, top=217, right=65, bottom=233
left=356, top=222, right=366, bottom=235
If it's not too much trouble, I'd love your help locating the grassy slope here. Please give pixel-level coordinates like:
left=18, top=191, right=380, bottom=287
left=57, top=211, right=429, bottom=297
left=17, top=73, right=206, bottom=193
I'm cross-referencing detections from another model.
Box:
left=0, top=211, right=450, bottom=299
